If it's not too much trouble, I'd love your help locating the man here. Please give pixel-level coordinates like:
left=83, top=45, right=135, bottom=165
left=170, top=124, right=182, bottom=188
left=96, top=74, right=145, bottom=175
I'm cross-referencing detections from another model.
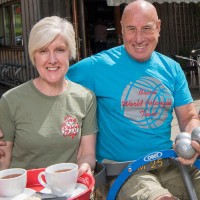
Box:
left=0, top=0, right=200, bottom=199
left=66, top=1, right=200, bottom=199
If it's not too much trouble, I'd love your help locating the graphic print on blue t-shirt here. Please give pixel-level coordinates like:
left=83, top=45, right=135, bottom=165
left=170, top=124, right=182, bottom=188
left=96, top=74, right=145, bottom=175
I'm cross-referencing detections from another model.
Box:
left=121, top=76, right=172, bottom=129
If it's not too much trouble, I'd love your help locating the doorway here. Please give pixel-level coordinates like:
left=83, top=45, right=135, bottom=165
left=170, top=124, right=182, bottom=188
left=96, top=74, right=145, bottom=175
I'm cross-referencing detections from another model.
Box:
left=84, top=0, right=117, bottom=55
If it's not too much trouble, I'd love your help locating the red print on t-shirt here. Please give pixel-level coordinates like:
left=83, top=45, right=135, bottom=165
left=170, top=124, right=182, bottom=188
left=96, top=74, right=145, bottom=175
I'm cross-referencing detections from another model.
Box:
left=61, top=116, right=80, bottom=138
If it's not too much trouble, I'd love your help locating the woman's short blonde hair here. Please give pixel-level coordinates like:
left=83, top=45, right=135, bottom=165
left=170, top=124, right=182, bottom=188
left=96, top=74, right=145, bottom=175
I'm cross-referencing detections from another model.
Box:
left=28, top=16, right=76, bottom=66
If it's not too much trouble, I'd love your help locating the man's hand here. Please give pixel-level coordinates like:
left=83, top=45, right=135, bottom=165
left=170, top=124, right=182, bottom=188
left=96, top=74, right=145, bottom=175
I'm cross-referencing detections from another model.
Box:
left=0, top=130, right=6, bottom=158
left=191, top=140, right=200, bottom=154
left=177, top=152, right=199, bottom=166
left=173, top=140, right=200, bottom=166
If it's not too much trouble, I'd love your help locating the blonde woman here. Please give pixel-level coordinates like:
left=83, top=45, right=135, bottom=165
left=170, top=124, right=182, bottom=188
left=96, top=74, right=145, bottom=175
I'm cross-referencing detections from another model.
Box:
left=0, top=16, right=98, bottom=177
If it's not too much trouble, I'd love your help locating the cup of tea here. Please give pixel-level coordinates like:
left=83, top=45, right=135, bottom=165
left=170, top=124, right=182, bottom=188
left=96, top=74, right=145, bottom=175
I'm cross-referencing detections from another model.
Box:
left=0, top=168, right=27, bottom=197
left=38, top=163, right=78, bottom=197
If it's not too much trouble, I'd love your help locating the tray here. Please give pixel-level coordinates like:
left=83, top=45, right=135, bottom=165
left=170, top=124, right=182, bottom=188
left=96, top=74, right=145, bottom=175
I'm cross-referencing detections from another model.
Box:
left=26, top=168, right=95, bottom=200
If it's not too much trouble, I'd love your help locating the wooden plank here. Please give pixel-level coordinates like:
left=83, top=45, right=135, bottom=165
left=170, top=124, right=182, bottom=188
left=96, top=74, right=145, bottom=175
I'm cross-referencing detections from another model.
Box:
left=168, top=3, right=176, bottom=55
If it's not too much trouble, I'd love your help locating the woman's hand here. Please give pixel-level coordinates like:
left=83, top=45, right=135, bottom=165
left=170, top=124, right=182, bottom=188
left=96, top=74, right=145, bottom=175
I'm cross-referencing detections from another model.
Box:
left=0, top=129, right=13, bottom=170
left=0, top=130, right=6, bottom=158
left=78, top=162, right=92, bottom=177
left=173, top=140, right=200, bottom=166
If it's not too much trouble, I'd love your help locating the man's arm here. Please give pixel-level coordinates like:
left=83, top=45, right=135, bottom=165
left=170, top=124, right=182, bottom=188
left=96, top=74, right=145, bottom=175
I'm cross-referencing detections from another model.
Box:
left=175, top=103, right=200, bottom=133
left=174, top=103, right=200, bottom=165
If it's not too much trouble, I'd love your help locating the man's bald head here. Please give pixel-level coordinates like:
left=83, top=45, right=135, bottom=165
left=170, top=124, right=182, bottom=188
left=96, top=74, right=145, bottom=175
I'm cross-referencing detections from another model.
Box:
left=122, top=0, right=159, bottom=23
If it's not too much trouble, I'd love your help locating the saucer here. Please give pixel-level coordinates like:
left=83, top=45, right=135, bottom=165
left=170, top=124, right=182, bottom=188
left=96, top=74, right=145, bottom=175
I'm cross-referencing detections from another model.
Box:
left=0, top=188, right=36, bottom=200
left=40, top=183, right=88, bottom=197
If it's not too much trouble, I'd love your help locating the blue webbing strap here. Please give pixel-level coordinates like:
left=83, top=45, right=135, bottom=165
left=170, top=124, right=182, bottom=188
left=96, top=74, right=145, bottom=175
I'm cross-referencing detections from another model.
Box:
left=107, top=149, right=200, bottom=200
left=194, top=158, right=200, bottom=169
left=106, top=149, right=177, bottom=200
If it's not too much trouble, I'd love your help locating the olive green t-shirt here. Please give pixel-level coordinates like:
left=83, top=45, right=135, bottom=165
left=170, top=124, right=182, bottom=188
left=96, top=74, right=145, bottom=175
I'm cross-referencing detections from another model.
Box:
left=0, top=80, right=98, bottom=169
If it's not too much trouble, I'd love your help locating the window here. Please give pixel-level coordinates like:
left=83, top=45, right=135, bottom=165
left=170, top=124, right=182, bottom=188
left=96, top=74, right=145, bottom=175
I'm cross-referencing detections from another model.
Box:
left=0, top=1, right=23, bottom=47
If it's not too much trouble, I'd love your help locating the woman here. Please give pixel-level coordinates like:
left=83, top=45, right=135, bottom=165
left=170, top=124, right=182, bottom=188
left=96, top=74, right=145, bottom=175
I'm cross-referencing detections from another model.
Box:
left=0, top=16, right=97, bottom=176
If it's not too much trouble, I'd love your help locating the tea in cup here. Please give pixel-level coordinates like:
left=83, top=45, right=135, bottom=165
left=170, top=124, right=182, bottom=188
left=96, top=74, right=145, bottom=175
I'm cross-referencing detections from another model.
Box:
left=38, top=163, right=78, bottom=197
left=0, top=168, right=27, bottom=197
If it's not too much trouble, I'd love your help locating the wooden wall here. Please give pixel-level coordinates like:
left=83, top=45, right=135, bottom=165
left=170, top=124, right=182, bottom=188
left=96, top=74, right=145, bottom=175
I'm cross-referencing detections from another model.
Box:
left=20, top=0, right=72, bottom=81
left=20, top=0, right=41, bottom=81
left=0, top=0, right=41, bottom=85
left=0, top=0, right=71, bottom=86
left=40, top=0, right=71, bottom=19
left=155, top=3, right=200, bottom=57
left=0, top=0, right=200, bottom=86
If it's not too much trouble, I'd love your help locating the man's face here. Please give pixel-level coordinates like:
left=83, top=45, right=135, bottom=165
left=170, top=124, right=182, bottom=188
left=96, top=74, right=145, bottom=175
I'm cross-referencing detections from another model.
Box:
left=121, top=10, right=161, bottom=62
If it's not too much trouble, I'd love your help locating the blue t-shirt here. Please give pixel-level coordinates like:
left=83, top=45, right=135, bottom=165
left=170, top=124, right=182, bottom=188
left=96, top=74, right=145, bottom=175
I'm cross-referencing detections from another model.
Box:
left=66, top=45, right=193, bottom=162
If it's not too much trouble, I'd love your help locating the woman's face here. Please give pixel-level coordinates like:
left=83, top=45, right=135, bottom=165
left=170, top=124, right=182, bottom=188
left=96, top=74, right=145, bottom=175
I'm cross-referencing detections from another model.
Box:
left=34, top=35, right=70, bottom=85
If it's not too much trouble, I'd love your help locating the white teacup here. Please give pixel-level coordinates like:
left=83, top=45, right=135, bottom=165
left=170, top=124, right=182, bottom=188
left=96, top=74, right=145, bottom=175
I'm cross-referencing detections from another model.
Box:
left=0, top=168, right=27, bottom=197
left=38, top=163, right=78, bottom=197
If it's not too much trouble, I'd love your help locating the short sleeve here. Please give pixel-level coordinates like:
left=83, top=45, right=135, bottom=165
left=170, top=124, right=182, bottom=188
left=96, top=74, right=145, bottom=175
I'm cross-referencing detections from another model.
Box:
left=173, top=63, right=193, bottom=107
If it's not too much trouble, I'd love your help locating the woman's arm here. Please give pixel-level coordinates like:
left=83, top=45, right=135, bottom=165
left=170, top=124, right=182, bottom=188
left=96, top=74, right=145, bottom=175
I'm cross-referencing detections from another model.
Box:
left=76, top=134, right=96, bottom=176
